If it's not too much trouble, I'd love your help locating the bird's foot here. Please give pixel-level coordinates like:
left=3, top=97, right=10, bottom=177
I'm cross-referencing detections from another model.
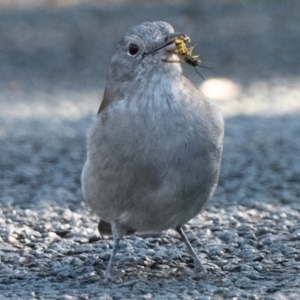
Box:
left=175, top=265, right=208, bottom=279
left=103, top=268, right=123, bottom=284
left=193, top=265, right=208, bottom=279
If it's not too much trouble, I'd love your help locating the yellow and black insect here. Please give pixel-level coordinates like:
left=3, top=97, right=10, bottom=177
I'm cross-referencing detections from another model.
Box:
left=174, top=36, right=209, bottom=79
left=150, top=33, right=210, bottom=79
left=174, top=36, right=190, bottom=56
left=174, top=37, right=201, bottom=65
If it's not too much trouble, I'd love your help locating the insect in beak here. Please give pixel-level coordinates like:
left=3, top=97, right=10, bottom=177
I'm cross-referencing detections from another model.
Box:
left=142, top=32, right=189, bottom=58
left=151, top=32, right=190, bottom=53
left=143, top=32, right=210, bottom=80
left=164, top=34, right=211, bottom=80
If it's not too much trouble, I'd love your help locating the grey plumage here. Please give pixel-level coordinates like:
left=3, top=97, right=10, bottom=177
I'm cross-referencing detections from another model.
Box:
left=81, top=21, right=224, bottom=280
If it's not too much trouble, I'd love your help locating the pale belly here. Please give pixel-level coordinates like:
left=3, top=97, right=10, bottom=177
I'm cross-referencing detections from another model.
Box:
left=82, top=124, right=220, bottom=232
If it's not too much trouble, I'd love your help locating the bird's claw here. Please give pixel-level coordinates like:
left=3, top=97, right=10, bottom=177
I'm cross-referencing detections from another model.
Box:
left=174, top=265, right=208, bottom=279
left=103, top=268, right=123, bottom=284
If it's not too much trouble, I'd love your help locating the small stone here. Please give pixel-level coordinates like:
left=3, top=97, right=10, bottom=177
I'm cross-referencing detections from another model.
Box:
left=217, top=231, right=239, bottom=242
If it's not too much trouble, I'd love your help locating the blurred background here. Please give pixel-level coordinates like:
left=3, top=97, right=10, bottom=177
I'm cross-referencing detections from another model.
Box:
left=1, top=0, right=300, bottom=209
left=1, top=0, right=300, bottom=117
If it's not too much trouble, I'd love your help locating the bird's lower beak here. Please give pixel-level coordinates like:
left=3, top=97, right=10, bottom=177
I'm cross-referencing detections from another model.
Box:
left=150, top=32, right=189, bottom=53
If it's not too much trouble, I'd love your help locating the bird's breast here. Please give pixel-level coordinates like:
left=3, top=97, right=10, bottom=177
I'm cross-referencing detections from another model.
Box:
left=83, top=80, right=223, bottom=232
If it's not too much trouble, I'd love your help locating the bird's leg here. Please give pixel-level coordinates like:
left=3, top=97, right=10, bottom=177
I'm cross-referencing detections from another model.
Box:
left=176, top=226, right=207, bottom=276
left=104, top=222, right=123, bottom=282
left=106, top=236, right=120, bottom=273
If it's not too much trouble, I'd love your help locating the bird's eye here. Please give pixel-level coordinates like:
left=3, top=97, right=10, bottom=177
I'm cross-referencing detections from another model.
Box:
left=127, top=43, right=139, bottom=56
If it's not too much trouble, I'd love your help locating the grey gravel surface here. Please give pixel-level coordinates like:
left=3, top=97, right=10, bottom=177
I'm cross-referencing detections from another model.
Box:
left=1, top=1, right=300, bottom=299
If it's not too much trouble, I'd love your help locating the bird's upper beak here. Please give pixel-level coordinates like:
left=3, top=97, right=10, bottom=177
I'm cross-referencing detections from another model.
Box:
left=148, top=32, right=189, bottom=54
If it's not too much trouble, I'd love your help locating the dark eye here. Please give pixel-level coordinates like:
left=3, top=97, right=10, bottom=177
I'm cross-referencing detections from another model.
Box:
left=127, top=43, right=139, bottom=56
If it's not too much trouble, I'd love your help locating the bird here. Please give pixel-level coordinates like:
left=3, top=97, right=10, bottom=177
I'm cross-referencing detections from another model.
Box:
left=81, top=21, right=224, bottom=281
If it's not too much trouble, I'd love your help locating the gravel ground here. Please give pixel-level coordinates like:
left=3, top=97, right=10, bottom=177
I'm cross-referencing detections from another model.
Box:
left=1, top=1, right=300, bottom=299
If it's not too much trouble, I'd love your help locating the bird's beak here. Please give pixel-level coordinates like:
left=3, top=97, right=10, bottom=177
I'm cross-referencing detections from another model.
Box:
left=149, top=32, right=189, bottom=54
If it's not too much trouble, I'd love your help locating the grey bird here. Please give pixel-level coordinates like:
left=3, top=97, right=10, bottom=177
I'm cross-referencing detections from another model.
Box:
left=81, top=21, right=224, bottom=281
